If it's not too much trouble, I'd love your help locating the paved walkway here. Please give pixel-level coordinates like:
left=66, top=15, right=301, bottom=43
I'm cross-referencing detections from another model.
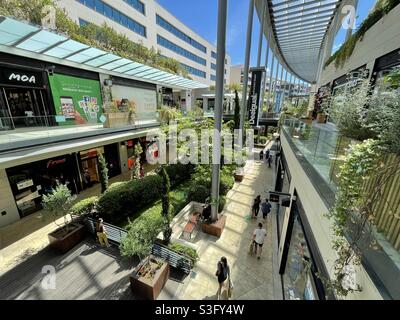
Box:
left=0, top=164, right=157, bottom=276
left=170, top=143, right=282, bottom=300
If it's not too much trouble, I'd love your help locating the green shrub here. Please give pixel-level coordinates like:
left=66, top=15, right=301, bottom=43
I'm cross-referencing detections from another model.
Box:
left=164, top=163, right=194, bottom=186
left=219, top=173, right=234, bottom=196
left=219, top=196, right=227, bottom=213
left=97, top=175, right=163, bottom=223
left=188, top=184, right=209, bottom=203
left=70, top=196, right=98, bottom=216
left=168, top=242, right=199, bottom=266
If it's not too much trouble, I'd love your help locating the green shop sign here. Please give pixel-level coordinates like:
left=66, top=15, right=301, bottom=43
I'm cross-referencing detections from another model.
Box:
left=49, top=73, right=103, bottom=125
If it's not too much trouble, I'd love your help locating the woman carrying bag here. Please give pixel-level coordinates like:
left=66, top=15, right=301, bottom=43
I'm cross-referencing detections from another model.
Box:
left=215, top=257, right=230, bottom=300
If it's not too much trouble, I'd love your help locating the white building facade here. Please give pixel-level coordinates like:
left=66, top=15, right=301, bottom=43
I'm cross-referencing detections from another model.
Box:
left=57, top=0, right=231, bottom=87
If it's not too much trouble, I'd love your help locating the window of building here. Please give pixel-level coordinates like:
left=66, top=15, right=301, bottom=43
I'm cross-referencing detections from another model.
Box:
left=180, top=63, right=206, bottom=78
left=79, top=18, right=89, bottom=26
left=77, top=0, right=146, bottom=37
left=210, top=74, right=216, bottom=81
left=156, top=15, right=206, bottom=53
left=211, top=51, right=217, bottom=59
left=157, top=35, right=206, bottom=66
left=211, top=63, right=216, bottom=70
left=123, top=0, right=145, bottom=15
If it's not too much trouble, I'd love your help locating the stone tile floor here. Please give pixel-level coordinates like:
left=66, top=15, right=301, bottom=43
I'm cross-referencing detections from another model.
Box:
left=166, top=146, right=282, bottom=300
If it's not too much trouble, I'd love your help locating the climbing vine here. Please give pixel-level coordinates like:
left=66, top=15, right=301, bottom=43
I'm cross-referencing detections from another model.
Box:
left=324, top=0, right=400, bottom=69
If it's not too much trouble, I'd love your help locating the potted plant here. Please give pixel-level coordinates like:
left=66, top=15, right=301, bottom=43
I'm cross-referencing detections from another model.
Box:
left=120, top=213, right=169, bottom=300
left=42, top=184, right=86, bottom=253
left=103, top=98, right=136, bottom=128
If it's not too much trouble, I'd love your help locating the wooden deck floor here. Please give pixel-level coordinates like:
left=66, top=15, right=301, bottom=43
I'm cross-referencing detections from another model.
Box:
left=0, top=238, right=188, bottom=300
left=0, top=239, right=139, bottom=300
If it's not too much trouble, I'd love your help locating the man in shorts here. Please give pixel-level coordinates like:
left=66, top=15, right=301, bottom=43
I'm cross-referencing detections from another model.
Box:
left=253, top=223, right=267, bottom=259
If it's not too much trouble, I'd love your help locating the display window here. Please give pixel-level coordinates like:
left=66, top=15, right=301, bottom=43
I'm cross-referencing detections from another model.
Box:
left=6, top=154, right=80, bottom=218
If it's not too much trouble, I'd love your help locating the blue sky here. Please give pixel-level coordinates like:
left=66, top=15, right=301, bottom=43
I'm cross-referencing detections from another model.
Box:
left=157, top=0, right=377, bottom=80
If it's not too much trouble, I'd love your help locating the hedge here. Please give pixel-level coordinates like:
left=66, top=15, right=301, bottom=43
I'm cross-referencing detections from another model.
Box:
left=164, top=163, right=195, bottom=187
left=168, top=242, right=199, bottom=265
left=70, top=196, right=98, bottom=216
left=97, top=175, right=163, bottom=223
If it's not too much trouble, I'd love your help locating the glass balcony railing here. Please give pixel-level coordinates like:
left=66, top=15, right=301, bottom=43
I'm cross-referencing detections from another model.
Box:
left=282, top=117, right=352, bottom=193
left=0, top=112, right=160, bottom=152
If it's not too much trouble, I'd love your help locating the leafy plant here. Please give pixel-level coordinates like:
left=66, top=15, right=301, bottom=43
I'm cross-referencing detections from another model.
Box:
left=42, top=184, right=77, bottom=235
left=0, top=0, right=188, bottom=76
left=159, top=166, right=172, bottom=244
left=70, top=196, right=98, bottom=217
left=130, top=142, right=143, bottom=181
left=98, top=153, right=109, bottom=193
left=168, top=242, right=199, bottom=265
left=324, top=0, right=399, bottom=69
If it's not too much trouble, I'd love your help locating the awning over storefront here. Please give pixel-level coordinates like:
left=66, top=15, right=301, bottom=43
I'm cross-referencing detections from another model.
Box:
left=0, top=16, right=208, bottom=90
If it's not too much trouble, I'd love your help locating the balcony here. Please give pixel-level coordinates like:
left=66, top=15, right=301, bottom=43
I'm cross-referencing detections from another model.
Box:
left=0, top=113, right=160, bottom=152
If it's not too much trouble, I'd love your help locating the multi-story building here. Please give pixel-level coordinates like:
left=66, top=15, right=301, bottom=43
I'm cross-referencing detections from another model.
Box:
left=57, top=0, right=231, bottom=87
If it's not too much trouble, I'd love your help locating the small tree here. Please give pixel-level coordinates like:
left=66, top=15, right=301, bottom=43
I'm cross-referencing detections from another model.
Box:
left=42, top=184, right=77, bottom=235
left=159, top=166, right=172, bottom=243
left=120, top=213, right=164, bottom=262
left=233, top=90, right=240, bottom=130
left=98, top=153, right=109, bottom=193
left=130, top=142, right=143, bottom=180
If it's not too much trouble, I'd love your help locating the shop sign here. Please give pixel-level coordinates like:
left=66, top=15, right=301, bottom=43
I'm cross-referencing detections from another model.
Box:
left=127, top=140, right=134, bottom=147
left=47, top=158, right=66, bottom=168
left=269, top=191, right=291, bottom=206
left=247, top=67, right=266, bottom=127
left=17, top=179, right=34, bottom=190
left=0, top=67, right=44, bottom=88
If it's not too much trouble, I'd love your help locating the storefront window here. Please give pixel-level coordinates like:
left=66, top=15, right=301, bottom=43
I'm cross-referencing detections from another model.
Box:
left=283, top=213, right=319, bottom=300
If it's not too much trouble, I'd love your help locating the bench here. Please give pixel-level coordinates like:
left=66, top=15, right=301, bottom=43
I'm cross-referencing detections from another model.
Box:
left=182, top=213, right=200, bottom=240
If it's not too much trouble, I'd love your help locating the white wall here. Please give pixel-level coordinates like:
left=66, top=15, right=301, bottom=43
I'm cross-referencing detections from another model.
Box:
left=318, top=5, right=400, bottom=87
left=280, top=132, right=383, bottom=300
left=0, top=169, right=20, bottom=228
left=57, top=0, right=231, bottom=86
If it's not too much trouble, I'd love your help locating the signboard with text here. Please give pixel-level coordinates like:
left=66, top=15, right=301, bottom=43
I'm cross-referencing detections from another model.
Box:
left=247, top=67, right=266, bottom=127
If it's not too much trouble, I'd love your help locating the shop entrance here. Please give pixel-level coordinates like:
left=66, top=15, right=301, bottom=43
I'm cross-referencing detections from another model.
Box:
left=2, top=87, right=49, bottom=128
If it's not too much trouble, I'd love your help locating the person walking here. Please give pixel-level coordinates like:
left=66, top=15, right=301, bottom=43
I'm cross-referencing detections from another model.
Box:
left=252, top=195, right=261, bottom=218
left=259, top=149, right=263, bottom=161
left=261, top=199, right=272, bottom=220
left=267, top=155, right=272, bottom=168
left=253, top=223, right=267, bottom=259
left=96, top=218, right=110, bottom=248
left=215, top=256, right=230, bottom=300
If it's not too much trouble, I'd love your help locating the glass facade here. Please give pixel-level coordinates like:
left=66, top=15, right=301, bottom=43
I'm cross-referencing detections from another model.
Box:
left=210, top=74, right=216, bottom=81
left=282, top=212, right=319, bottom=300
left=76, top=0, right=146, bottom=37
left=122, top=0, right=145, bottom=14
left=211, top=51, right=217, bottom=59
left=157, top=35, right=206, bottom=66
left=211, top=62, right=216, bottom=70
left=180, top=63, right=206, bottom=78
left=156, top=15, right=207, bottom=53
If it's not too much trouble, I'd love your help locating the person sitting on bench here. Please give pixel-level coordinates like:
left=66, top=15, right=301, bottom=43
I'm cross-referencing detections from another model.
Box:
left=201, top=203, right=212, bottom=222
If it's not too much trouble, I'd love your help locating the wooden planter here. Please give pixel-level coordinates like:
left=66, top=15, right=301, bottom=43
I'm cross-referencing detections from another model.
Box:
left=48, top=223, right=86, bottom=254
left=201, top=215, right=226, bottom=238
left=130, top=257, right=170, bottom=300
left=102, top=112, right=135, bottom=128
left=316, top=113, right=326, bottom=123
left=234, top=168, right=244, bottom=182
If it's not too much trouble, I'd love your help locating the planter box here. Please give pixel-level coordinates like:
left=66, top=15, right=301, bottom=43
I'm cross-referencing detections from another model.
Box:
left=102, top=112, right=135, bottom=128
left=201, top=214, right=226, bottom=238
left=130, top=257, right=170, bottom=300
left=234, top=167, right=245, bottom=182
left=48, top=223, right=86, bottom=253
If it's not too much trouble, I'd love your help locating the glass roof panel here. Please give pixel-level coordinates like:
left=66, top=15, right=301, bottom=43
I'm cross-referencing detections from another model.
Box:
left=0, top=16, right=208, bottom=89
left=66, top=47, right=107, bottom=63
left=44, top=39, right=89, bottom=58
left=16, top=29, right=67, bottom=52
left=0, top=18, right=38, bottom=45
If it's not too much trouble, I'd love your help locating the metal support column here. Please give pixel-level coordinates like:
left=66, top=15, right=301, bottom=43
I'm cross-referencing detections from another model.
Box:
left=268, top=54, right=275, bottom=109
left=260, top=32, right=271, bottom=112
left=211, top=0, right=228, bottom=221
left=240, top=0, right=255, bottom=132
left=257, top=1, right=266, bottom=67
